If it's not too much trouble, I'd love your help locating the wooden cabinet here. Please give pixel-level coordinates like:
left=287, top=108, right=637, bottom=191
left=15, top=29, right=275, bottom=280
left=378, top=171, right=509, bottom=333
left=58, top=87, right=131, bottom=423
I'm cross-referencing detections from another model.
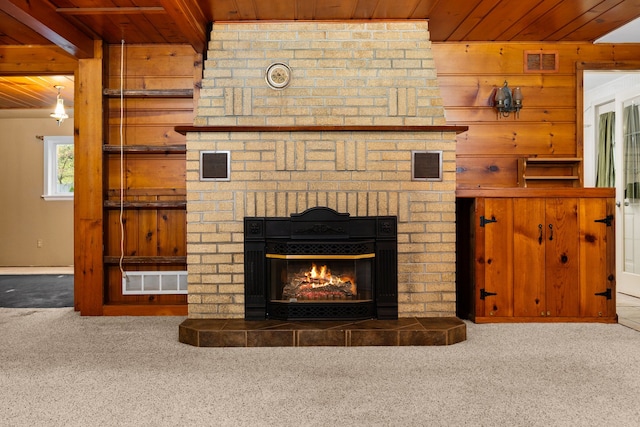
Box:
left=460, top=189, right=616, bottom=323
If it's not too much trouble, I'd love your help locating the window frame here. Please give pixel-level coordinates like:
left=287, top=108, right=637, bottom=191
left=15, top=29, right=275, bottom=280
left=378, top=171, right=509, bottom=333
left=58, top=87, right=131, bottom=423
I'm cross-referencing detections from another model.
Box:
left=42, top=135, right=74, bottom=201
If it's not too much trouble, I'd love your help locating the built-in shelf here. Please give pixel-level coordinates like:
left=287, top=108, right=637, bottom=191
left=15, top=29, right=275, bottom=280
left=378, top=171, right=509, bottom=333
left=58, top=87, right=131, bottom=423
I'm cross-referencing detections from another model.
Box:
left=104, top=256, right=187, bottom=265
left=518, top=157, right=582, bottom=188
left=103, top=200, right=186, bottom=209
left=103, top=89, right=194, bottom=98
left=103, top=144, right=186, bottom=154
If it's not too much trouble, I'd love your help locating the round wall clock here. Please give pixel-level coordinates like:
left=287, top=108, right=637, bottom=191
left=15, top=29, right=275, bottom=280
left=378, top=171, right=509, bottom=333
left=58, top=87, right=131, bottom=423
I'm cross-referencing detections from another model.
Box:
left=265, top=62, right=291, bottom=89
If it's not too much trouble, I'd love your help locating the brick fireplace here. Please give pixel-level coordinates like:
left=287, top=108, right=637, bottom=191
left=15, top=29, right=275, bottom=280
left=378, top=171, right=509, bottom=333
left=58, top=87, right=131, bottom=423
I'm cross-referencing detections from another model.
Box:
left=182, top=21, right=463, bottom=324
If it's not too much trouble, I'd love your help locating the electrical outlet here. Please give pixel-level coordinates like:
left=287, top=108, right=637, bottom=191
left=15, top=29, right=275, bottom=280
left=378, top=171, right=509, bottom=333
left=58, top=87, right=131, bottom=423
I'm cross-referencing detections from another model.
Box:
left=37, top=239, right=43, bottom=248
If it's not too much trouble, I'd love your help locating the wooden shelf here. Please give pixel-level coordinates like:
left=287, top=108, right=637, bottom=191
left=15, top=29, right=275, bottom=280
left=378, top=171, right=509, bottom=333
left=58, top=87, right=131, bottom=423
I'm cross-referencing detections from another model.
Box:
left=104, top=256, right=187, bottom=265
left=104, top=200, right=186, bottom=209
left=103, top=89, right=193, bottom=98
left=518, top=157, right=582, bottom=188
left=103, top=144, right=186, bottom=154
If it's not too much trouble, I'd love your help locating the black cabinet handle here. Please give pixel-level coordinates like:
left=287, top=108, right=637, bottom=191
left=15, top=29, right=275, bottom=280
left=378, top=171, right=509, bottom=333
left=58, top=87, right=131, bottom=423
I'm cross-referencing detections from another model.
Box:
left=548, top=224, right=553, bottom=241
left=538, top=224, right=543, bottom=244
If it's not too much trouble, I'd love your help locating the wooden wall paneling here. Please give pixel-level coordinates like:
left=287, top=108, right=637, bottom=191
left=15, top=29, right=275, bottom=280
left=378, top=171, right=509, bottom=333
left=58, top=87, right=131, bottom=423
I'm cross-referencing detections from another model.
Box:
left=432, top=44, right=640, bottom=189
left=106, top=98, right=191, bottom=146
left=157, top=206, right=187, bottom=257
left=445, top=106, right=576, bottom=124
left=433, top=43, right=630, bottom=75
left=106, top=45, right=197, bottom=90
left=138, top=207, right=159, bottom=258
left=455, top=123, right=577, bottom=156
left=105, top=154, right=186, bottom=191
left=456, top=155, right=518, bottom=188
left=75, top=41, right=104, bottom=315
left=438, top=74, right=577, bottom=109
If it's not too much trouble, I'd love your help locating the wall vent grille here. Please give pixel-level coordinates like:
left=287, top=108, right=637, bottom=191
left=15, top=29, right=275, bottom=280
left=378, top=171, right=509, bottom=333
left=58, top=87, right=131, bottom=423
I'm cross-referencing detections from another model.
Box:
left=525, top=51, right=559, bottom=73
left=122, top=271, right=188, bottom=295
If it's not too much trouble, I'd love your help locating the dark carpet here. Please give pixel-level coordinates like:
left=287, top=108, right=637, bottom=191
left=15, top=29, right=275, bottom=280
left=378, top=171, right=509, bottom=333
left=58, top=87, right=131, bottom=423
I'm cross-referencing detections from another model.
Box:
left=0, top=275, right=74, bottom=308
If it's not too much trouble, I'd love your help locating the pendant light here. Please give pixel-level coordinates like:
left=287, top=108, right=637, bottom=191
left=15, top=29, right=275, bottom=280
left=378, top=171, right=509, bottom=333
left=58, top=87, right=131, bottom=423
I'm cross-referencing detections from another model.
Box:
left=50, top=85, right=69, bottom=126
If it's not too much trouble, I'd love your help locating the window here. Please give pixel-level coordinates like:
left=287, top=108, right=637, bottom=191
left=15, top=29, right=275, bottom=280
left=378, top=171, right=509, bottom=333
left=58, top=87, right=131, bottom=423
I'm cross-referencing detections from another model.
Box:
left=43, top=136, right=74, bottom=200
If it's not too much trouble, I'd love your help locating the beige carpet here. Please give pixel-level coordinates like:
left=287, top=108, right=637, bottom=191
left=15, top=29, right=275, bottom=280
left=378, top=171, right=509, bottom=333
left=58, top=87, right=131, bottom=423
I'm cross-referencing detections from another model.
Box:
left=1, top=308, right=639, bottom=427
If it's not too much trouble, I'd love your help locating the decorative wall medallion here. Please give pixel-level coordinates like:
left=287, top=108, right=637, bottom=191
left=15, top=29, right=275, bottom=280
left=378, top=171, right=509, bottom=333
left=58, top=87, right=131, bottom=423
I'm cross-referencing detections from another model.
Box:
left=265, top=62, right=291, bottom=89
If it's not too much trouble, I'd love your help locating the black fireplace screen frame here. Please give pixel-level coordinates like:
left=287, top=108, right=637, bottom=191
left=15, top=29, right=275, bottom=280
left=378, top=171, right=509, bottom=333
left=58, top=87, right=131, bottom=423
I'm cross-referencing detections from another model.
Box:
left=244, top=207, right=398, bottom=321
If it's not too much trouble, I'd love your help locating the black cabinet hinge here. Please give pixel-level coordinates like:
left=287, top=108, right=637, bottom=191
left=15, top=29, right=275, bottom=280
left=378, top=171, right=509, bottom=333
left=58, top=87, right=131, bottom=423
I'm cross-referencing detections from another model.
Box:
left=594, top=215, right=614, bottom=226
left=480, top=288, right=497, bottom=300
left=480, top=216, right=497, bottom=227
left=595, top=288, right=612, bottom=300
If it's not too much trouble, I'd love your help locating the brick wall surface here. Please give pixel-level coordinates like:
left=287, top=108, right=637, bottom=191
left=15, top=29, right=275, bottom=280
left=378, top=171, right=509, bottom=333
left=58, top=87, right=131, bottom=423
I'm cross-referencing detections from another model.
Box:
left=187, top=21, right=457, bottom=318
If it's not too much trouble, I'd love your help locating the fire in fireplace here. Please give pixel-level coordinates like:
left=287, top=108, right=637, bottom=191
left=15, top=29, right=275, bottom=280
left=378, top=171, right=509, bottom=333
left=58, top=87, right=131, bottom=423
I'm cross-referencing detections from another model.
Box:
left=244, top=207, right=397, bottom=321
left=281, top=262, right=358, bottom=300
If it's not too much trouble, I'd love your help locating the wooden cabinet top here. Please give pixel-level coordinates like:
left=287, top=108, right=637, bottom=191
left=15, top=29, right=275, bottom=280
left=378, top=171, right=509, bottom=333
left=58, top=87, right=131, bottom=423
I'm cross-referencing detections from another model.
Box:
left=456, top=187, right=615, bottom=198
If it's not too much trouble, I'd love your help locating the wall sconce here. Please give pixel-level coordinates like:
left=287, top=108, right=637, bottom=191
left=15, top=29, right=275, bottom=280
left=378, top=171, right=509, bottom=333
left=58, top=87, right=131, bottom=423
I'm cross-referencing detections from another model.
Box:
left=493, top=80, right=523, bottom=118
left=50, top=85, right=69, bottom=126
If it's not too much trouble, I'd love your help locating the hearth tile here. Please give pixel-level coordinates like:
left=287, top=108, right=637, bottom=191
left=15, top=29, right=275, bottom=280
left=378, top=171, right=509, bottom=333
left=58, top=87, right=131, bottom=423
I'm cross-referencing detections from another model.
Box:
left=221, top=319, right=267, bottom=331
left=178, top=317, right=467, bottom=347
left=416, top=317, right=465, bottom=330
left=398, top=330, right=446, bottom=346
left=297, top=330, right=347, bottom=346
left=342, top=318, right=420, bottom=330
left=291, top=320, right=359, bottom=330
left=199, top=331, right=247, bottom=347
left=349, top=330, right=398, bottom=346
left=220, top=319, right=279, bottom=330
left=445, top=323, right=467, bottom=345
left=180, top=319, right=227, bottom=330
left=272, top=320, right=350, bottom=331
left=178, top=323, right=199, bottom=346
left=247, top=330, right=294, bottom=347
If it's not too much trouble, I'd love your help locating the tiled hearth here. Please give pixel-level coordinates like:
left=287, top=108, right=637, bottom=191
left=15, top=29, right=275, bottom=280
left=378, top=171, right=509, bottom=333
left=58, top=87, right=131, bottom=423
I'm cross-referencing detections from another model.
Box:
left=179, top=317, right=466, bottom=347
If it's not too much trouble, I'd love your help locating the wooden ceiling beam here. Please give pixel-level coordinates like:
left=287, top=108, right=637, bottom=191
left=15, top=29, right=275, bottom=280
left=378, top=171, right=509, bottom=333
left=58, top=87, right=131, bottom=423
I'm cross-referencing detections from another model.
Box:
left=0, top=0, right=95, bottom=59
left=158, top=0, right=207, bottom=54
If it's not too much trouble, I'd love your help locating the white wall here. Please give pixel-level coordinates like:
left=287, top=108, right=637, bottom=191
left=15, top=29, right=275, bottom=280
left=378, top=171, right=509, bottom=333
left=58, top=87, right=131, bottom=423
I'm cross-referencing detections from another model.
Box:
left=0, top=110, right=74, bottom=266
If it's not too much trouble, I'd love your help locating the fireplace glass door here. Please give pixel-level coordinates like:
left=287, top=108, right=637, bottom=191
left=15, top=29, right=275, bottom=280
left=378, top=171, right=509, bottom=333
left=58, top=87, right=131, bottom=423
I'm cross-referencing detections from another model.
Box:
left=269, top=256, right=373, bottom=302
left=266, top=249, right=375, bottom=320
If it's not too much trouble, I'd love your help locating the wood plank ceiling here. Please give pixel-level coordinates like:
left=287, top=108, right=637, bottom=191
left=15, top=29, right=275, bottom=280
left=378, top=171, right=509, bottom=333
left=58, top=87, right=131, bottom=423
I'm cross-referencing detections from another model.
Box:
left=1, top=0, right=640, bottom=110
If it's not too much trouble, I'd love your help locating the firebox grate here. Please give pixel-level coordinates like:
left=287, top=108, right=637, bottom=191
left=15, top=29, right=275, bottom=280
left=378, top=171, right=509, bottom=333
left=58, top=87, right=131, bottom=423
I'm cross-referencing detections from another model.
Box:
left=266, top=241, right=375, bottom=256
left=268, top=301, right=375, bottom=320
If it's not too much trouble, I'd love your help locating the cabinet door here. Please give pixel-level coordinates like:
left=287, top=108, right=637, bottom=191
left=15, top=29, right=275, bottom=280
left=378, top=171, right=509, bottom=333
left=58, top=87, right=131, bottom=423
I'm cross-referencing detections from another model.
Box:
left=513, top=198, right=546, bottom=317
left=579, top=198, right=616, bottom=317
left=476, top=198, right=513, bottom=318
left=545, top=198, right=580, bottom=317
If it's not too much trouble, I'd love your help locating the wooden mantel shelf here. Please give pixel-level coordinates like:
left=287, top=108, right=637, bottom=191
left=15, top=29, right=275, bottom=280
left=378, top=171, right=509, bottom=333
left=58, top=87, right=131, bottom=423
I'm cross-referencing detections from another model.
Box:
left=174, top=125, right=469, bottom=135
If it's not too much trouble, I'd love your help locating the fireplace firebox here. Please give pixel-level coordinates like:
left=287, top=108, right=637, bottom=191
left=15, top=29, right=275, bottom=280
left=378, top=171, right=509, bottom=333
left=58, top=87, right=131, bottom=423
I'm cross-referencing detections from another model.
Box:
left=244, top=207, right=398, bottom=320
